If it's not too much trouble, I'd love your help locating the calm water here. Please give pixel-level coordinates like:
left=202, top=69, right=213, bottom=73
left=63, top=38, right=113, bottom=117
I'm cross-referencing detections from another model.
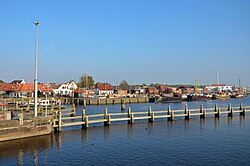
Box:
left=1, top=96, right=250, bottom=165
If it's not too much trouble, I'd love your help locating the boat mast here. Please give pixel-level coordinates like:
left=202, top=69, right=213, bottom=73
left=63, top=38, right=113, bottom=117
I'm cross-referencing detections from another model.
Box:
left=217, top=73, right=220, bottom=92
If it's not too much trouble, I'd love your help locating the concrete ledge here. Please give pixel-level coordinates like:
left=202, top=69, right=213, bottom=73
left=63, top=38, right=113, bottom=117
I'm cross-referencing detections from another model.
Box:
left=0, top=123, right=53, bottom=142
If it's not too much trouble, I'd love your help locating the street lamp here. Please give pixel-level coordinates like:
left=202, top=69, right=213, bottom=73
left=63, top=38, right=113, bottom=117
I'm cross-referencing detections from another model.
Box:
left=33, top=20, right=39, bottom=117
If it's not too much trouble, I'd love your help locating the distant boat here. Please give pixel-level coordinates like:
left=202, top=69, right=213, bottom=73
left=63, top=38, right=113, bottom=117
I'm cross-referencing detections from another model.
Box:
left=213, top=93, right=230, bottom=100
left=156, top=94, right=184, bottom=103
left=212, top=74, right=230, bottom=100
left=187, top=80, right=211, bottom=101
left=187, top=94, right=211, bottom=101
left=161, top=96, right=183, bottom=103
left=232, top=93, right=246, bottom=98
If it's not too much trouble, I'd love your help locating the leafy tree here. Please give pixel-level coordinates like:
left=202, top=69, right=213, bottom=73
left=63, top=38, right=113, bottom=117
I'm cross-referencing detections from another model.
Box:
left=78, top=74, right=95, bottom=89
left=0, top=80, right=5, bottom=84
left=119, top=80, right=129, bottom=89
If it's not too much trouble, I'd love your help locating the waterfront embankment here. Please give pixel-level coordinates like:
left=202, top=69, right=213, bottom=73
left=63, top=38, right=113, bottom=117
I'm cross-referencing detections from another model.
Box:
left=56, top=97, right=155, bottom=105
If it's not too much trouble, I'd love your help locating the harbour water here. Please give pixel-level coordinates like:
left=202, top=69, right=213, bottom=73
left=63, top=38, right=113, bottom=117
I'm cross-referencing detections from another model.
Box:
left=1, top=96, right=250, bottom=165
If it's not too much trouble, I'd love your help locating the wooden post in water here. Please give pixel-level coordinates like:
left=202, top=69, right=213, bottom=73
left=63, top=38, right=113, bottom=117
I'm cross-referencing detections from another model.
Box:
left=150, top=112, right=155, bottom=122
left=83, top=99, right=86, bottom=109
left=240, top=103, right=245, bottom=116
left=131, top=113, right=134, bottom=124
left=82, top=109, right=86, bottom=129
left=104, top=108, right=111, bottom=125
left=128, top=107, right=131, bottom=124
left=215, top=104, right=220, bottom=117
left=58, top=108, right=62, bottom=132
left=228, top=103, right=233, bottom=117
left=170, top=111, right=174, bottom=121
left=185, top=104, right=190, bottom=120
left=239, top=103, right=243, bottom=110
left=148, top=106, right=152, bottom=122
left=107, top=114, right=111, bottom=125
left=200, top=104, right=205, bottom=118
left=121, top=99, right=126, bottom=110
left=84, top=116, right=89, bottom=128
left=70, top=103, right=76, bottom=117
left=167, top=105, right=171, bottom=121
left=214, top=104, right=218, bottom=117
left=104, top=108, right=108, bottom=125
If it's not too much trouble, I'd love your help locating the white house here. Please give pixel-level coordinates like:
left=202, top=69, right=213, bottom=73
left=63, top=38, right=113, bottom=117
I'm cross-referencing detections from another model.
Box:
left=95, top=84, right=113, bottom=97
left=50, top=81, right=77, bottom=96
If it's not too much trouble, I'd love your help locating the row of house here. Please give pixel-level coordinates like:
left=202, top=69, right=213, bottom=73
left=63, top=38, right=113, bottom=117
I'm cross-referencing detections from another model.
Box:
left=0, top=79, right=235, bottom=99
left=0, top=83, right=53, bottom=98
left=0, top=80, right=78, bottom=98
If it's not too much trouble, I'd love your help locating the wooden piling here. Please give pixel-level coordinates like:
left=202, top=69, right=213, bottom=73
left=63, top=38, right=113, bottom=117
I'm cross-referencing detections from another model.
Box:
left=185, top=104, right=190, bottom=120
left=70, top=103, right=76, bottom=117
left=58, top=108, right=62, bottom=132
left=148, top=106, right=152, bottom=122
left=240, top=103, right=245, bottom=116
left=167, top=105, right=171, bottom=121
left=128, top=107, right=131, bottom=123
left=84, top=116, right=89, bottom=128
left=83, top=99, right=86, bottom=109
left=103, top=108, right=111, bottom=126
left=150, top=112, right=155, bottom=122
left=200, top=105, right=205, bottom=118
left=215, top=104, right=219, bottom=117
left=107, top=114, right=111, bottom=125
left=228, top=103, right=233, bottom=117
left=82, top=109, right=86, bottom=128
left=130, top=113, right=134, bottom=124
left=170, top=111, right=174, bottom=121
left=121, top=99, right=126, bottom=110
left=104, top=108, right=108, bottom=125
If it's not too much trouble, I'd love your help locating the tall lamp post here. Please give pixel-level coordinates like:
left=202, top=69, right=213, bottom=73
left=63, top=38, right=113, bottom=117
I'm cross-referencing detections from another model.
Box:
left=34, top=20, right=39, bottom=117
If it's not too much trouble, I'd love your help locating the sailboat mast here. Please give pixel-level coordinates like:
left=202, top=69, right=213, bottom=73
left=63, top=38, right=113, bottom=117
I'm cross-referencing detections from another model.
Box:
left=217, top=73, right=220, bottom=92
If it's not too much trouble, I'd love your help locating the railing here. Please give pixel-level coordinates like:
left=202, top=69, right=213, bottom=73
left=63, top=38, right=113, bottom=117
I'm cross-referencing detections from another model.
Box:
left=1, top=104, right=76, bottom=126
left=53, top=103, right=250, bottom=131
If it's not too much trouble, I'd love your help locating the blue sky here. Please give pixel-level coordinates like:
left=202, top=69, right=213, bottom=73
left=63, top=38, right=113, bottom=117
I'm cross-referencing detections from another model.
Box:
left=0, top=0, right=250, bottom=86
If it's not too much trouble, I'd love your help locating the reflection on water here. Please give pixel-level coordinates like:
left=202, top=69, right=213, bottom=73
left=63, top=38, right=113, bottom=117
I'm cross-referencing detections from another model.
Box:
left=1, top=96, right=250, bottom=165
left=0, top=134, right=53, bottom=165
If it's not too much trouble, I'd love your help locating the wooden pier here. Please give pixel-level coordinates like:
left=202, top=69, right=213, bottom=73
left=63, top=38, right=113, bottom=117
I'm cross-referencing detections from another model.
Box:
left=53, top=103, right=250, bottom=132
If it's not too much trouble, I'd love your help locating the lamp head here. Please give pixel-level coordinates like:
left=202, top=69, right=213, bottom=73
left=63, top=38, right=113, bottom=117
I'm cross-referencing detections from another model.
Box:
left=33, top=21, right=39, bottom=25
